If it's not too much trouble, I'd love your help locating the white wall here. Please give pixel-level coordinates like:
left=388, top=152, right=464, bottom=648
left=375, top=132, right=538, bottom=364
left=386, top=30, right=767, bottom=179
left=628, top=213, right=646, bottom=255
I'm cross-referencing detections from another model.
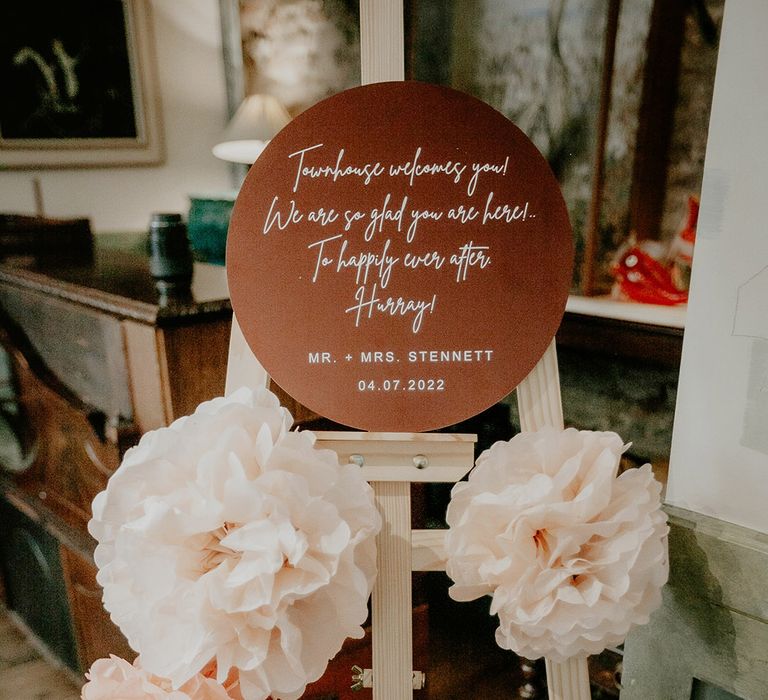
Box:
left=0, top=0, right=232, bottom=232
left=667, top=0, right=768, bottom=534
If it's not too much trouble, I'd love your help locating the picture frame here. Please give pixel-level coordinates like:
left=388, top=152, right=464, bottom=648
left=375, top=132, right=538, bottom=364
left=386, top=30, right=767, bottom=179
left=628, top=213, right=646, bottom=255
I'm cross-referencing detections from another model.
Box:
left=0, top=0, right=164, bottom=169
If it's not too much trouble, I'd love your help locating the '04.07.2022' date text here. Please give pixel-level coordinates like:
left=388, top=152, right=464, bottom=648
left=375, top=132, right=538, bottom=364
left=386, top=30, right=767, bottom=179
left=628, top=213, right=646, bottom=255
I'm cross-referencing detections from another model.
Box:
left=356, top=378, right=445, bottom=392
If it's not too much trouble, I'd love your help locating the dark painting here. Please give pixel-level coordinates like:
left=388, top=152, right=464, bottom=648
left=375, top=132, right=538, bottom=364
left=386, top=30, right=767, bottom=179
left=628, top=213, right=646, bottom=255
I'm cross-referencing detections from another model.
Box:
left=0, top=0, right=138, bottom=140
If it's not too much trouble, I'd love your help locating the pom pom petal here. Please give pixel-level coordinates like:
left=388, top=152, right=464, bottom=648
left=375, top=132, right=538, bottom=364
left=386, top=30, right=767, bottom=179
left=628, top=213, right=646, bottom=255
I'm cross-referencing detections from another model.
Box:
left=445, top=427, right=668, bottom=661
left=81, top=655, right=238, bottom=700
left=90, top=388, right=381, bottom=700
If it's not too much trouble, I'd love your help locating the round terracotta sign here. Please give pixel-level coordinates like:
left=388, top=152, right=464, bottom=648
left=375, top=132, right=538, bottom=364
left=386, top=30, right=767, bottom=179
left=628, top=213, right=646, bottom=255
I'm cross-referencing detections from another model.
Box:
left=227, top=82, right=573, bottom=432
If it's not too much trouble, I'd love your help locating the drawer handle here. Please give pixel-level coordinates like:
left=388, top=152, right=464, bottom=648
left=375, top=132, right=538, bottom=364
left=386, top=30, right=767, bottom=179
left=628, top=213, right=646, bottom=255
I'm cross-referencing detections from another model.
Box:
left=0, top=398, right=40, bottom=474
left=73, top=582, right=104, bottom=600
left=84, top=439, right=113, bottom=478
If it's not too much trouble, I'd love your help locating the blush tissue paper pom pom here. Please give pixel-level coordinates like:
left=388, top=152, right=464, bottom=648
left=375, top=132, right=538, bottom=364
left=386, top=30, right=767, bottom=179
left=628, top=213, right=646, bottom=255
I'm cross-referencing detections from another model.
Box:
left=81, top=655, right=238, bottom=700
left=445, top=427, right=669, bottom=662
left=89, top=387, right=381, bottom=700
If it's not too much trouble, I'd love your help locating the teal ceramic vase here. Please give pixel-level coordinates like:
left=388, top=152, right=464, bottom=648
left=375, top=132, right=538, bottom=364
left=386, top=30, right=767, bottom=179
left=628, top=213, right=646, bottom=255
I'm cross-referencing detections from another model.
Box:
left=187, top=193, right=237, bottom=265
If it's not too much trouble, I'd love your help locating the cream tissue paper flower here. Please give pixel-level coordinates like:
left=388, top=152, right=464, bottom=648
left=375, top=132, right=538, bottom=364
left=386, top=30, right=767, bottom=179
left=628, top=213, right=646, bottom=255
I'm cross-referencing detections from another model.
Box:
left=81, top=655, right=238, bottom=700
left=445, top=427, right=668, bottom=661
left=89, top=388, right=381, bottom=700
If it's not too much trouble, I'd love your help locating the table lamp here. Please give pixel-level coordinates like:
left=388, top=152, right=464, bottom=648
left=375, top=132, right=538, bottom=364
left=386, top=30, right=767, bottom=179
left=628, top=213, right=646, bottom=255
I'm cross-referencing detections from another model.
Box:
left=212, top=94, right=291, bottom=164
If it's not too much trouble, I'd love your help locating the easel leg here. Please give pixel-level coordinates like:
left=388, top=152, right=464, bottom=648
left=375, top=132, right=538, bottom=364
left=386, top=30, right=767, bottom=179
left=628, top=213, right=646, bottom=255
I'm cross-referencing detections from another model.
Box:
left=544, top=658, right=591, bottom=700
left=372, top=481, right=413, bottom=699
left=518, top=342, right=592, bottom=700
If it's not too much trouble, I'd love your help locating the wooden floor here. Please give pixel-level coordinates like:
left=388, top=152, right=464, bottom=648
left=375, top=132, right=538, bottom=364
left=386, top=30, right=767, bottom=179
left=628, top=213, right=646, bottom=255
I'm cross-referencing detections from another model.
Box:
left=0, top=610, right=80, bottom=700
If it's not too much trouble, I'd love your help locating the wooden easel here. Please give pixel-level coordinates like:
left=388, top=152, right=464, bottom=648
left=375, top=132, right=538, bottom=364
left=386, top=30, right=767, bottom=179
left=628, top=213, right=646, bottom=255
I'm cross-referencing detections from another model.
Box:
left=224, top=3, right=591, bottom=698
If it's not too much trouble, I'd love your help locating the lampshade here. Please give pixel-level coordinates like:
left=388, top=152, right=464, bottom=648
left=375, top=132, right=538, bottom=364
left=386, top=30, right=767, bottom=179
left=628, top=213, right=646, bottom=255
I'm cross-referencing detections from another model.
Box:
left=212, top=94, right=291, bottom=164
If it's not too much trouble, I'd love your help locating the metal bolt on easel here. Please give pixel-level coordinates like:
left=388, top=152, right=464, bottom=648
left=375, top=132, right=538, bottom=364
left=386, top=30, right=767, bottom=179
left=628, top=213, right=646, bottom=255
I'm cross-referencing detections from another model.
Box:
left=351, top=666, right=426, bottom=691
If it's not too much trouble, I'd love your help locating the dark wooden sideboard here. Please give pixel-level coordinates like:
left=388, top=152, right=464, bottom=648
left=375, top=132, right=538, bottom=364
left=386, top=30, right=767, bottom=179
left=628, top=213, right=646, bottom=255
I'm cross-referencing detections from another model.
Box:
left=0, top=243, right=232, bottom=675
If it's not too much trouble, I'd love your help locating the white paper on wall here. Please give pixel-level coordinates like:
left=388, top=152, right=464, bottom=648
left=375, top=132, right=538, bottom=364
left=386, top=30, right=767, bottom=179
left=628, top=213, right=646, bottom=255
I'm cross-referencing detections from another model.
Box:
left=667, top=0, right=768, bottom=535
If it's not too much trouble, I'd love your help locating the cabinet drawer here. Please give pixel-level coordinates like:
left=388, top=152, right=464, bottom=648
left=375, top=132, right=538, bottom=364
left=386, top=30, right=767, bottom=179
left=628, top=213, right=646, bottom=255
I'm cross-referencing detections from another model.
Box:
left=0, top=497, right=79, bottom=672
left=0, top=285, right=132, bottom=419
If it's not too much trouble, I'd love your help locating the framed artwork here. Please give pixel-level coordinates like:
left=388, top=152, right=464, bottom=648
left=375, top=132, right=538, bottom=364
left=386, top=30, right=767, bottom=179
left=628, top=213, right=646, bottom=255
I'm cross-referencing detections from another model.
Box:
left=0, top=0, right=163, bottom=169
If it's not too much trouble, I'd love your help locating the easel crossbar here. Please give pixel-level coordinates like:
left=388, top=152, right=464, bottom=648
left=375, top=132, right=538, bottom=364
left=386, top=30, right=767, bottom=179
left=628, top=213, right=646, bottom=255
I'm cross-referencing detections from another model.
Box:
left=313, top=431, right=476, bottom=482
